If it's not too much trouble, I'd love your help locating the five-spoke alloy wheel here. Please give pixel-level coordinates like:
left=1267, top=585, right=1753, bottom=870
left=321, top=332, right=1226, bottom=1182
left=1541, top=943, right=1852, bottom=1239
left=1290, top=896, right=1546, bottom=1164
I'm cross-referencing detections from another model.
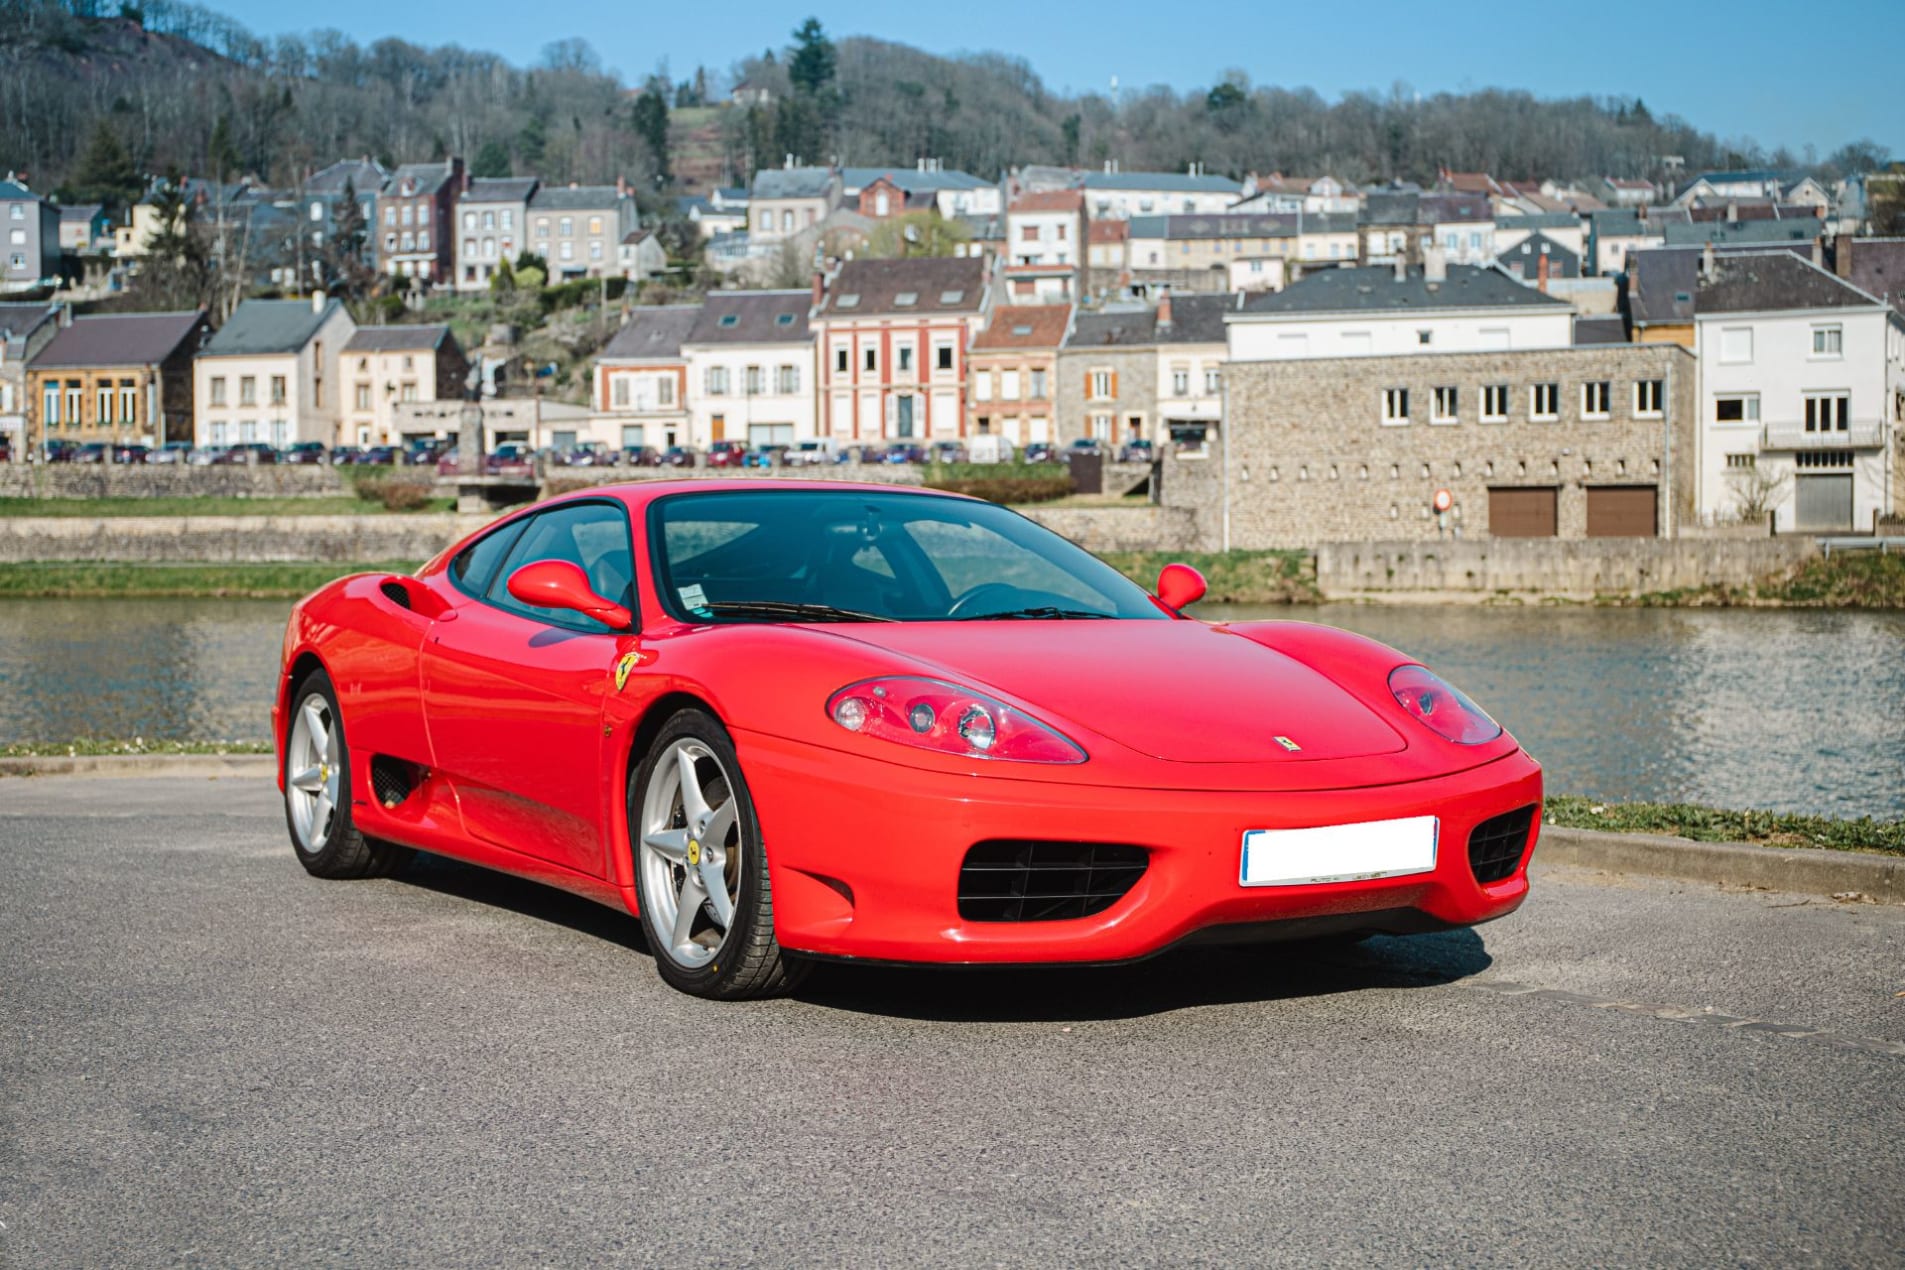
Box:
left=281, top=667, right=412, bottom=879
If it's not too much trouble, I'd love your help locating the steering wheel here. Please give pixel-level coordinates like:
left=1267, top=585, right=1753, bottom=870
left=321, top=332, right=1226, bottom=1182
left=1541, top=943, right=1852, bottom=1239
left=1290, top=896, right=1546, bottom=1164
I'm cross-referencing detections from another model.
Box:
left=946, top=582, right=1039, bottom=619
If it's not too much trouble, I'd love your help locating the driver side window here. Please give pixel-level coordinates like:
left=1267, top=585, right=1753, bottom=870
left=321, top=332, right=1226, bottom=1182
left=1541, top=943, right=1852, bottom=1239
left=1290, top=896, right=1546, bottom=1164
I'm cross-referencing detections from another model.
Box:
left=487, top=501, right=635, bottom=633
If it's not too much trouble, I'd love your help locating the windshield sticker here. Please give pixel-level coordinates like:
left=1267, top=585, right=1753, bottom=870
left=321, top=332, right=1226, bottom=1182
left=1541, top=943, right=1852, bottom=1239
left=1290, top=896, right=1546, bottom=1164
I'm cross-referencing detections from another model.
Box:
left=678, top=583, right=709, bottom=611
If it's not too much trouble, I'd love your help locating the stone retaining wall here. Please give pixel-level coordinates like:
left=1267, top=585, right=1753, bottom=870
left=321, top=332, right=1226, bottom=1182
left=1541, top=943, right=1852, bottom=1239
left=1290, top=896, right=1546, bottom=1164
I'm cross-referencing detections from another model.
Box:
left=1017, top=505, right=1197, bottom=554
left=1313, top=537, right=1821, bottom=598
left=0, top=514, right=480, bottom=563
left=0, top=465, right=347, bottom=500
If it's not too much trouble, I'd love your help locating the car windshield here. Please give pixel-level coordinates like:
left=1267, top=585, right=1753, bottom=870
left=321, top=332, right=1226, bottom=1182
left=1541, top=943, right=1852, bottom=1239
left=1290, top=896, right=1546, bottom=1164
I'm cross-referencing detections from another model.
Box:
left=649, top=489, right=1167, bottom=624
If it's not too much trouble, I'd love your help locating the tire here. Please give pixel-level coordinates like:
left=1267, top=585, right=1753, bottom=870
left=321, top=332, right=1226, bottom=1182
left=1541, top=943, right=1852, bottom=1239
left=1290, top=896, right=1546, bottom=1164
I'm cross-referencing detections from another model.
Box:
left=629, top=707, right=808, bottom=1000
left=282, top=667, right=413, bottom=880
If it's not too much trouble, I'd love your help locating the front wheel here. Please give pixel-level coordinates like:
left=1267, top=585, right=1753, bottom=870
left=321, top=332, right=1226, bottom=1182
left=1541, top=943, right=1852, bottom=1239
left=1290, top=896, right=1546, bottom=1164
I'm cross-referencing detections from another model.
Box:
left=630, top=708, right=807, bottom=1000
left=282, top=668, right=413, bottom=879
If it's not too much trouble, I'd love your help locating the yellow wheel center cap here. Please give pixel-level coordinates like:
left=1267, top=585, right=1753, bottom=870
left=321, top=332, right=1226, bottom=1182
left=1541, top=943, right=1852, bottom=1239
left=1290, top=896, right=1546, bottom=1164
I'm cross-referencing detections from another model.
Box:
left=687, top=839, right=701, bottom=867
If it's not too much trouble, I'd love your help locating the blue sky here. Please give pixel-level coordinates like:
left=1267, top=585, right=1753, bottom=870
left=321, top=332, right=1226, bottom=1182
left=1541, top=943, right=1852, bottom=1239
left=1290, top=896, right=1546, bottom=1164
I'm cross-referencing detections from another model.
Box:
left=215, top=0, right=1902, bottom=161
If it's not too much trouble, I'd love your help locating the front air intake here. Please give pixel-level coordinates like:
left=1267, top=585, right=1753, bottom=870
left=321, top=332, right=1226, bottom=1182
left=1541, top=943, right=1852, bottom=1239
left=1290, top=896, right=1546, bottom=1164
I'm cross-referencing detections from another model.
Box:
left=957, top=840, right=1148, bottom=922
left=370, top=756, right=420, bottom=808
left=1468, top=805, right=1537, bottom=884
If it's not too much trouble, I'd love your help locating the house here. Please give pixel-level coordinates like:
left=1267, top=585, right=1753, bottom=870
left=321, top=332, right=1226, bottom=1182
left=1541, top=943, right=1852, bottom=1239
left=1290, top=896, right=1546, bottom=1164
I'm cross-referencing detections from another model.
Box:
left=730, top=80, right=774, bottom=109
left=1418, top=194, right=1495, bottom=266
left=193, top=296, right=355, bottom=448
left=299, top=159, right=386, bottom=282
left=1598, top=177, right=1657, bottom=208
left=26, top=309, right=210, bottom=449
left=748, top=165, right=841, bottom=244
left=1834, top=237, right=1905, bottom=314
left=843, top=165, right=1000, bottom=220
left=680, top=290, right=815, bottom=450
left=58, top=204, right=110, bottom=253
left=813, top=256, right=990, bottom=442
left=677, top=188, right=749, bottom=239
left=1126, top=213, right=1358, bottom=293
left=1232, top=174, right=1357, bottom=216
left=1588, top=210, right=1665, bottom=276
left=1359, top=191, right=1422, bottom=265
left=1058, top=292, right=1231, bottom=453
left=378, top=158, right=465, bottom=283
left=1074, top=165, right=1245, bottom=220
left=593, top=306, right=697, bottom=451
left=1169, top=339, right=1696, bottom=547
left=116, top=177, right=248, bottom=259
left=0, top=301, right=63, bottom=453
left=1493, top=212, right=1585, bottom=261
left=968, top=303, right=1072, bottom=446
left=339, top=325, right=469, bottom=446
left=394, top=397, right=591, bottom=451
left=619, top=230, right=668, bottom=282
left=2, top=175, right=60, bottom=292
left=1497, top=232, right=1582, bottom=285
left=527, top=183, right=639, bottom=281
left=1225, top=261, right=1573, bottom=363
left=1004, top=190, right=1087, bottom=304
left=1689, top=249, right=1903, bottom=532
left=1661, top=217, right=1821, bottom=250
left=454, top=177, right=538, bottom=291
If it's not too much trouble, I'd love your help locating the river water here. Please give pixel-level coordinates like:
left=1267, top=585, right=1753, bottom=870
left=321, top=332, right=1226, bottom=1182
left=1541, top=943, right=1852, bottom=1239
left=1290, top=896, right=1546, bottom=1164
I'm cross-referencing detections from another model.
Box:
left=1, top=598, right=1899, bottom=819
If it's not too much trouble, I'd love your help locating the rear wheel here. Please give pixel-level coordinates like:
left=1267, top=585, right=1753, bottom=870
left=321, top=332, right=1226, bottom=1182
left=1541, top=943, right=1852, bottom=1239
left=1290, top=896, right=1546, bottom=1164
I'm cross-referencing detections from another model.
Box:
left=283, top=668, right=413, bottom=879
left=631, top=708, right=807, bottom=1000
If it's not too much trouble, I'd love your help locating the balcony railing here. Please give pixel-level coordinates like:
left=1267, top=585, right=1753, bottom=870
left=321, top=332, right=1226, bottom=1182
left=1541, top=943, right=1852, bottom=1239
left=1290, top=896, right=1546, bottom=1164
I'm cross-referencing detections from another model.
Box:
left=1759, top=421, right=1886, bottom=450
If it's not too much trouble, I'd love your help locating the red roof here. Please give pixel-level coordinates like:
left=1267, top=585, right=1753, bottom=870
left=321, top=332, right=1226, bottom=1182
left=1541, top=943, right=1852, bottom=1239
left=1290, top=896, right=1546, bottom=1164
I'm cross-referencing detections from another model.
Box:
left=1088, top=220, right=1128, bottom=243
left=972, top=304, right=1072, bottom=350
left=1010, top=190, right=1084, bottom=213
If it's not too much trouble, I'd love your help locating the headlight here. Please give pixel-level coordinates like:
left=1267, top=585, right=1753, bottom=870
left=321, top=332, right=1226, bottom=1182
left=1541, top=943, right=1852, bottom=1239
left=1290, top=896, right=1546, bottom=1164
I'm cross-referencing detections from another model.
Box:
left=826, top=676, right=1086, bottom=763
left=1387, top=665, right=1502, bottom=746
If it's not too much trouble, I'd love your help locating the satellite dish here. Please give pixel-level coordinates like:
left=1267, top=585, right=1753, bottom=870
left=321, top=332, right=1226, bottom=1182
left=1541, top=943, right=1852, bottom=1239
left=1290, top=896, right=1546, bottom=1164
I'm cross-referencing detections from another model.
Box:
left=903, top=224, right=921, bottom=244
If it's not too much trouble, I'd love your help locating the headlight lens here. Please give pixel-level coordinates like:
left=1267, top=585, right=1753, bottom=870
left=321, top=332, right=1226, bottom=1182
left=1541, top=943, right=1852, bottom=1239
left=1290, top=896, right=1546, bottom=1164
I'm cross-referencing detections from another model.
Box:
left=1387, top=665, right=1502, bottom=745
left=827, top=677, right=1085, bottom=763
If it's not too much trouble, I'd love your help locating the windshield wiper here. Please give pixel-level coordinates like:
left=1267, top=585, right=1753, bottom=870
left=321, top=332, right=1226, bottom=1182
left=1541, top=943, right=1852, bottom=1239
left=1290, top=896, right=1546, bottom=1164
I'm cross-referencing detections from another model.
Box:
left=696, top=600, right=896, bottom=623
left=957, top=606, right=1117, bottom=621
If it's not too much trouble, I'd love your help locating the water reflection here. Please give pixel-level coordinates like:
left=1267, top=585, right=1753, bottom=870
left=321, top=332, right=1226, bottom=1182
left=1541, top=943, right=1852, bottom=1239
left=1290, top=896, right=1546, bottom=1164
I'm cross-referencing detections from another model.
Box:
left=1, top=597, right=1899, bottom=819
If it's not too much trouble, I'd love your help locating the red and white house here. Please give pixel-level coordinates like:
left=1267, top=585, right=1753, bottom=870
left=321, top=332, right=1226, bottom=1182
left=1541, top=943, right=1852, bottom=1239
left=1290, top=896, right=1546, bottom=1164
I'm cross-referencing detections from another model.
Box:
left=1004, top=190, right=1088, bottom=304
left=813, top=257, right=990, bottom=442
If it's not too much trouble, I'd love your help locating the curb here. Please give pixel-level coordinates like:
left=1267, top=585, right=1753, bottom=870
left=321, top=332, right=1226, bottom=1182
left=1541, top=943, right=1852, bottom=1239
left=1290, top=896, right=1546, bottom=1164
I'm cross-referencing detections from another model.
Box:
left=0, top=753, right=275, bottom=780
left=1538, top=825, right=1904, bottom=906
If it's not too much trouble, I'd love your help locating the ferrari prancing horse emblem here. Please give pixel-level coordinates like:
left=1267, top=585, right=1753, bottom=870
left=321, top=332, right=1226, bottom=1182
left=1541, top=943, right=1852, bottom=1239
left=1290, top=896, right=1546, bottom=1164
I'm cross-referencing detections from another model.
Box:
left=613, top=651, right=640, bottom=692
left=1274, top=736, right=1301, bottom=752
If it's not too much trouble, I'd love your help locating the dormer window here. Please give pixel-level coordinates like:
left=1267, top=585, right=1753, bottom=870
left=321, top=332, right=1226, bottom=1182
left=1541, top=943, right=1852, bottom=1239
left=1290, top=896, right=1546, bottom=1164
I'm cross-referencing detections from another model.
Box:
left=775, top=313, right=795, bottom=326
left=718, top=314, right=739, bottom=327
left=938, top=290, right=964, bottom=304
left=836, top=295, right=860, bottom=309
left=894, top=291, right=918, bottom=307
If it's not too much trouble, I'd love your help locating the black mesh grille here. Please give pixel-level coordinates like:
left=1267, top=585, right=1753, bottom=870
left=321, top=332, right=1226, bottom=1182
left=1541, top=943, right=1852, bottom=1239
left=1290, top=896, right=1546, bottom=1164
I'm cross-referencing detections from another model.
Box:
left=1468, top=805, right=1536, bottom=884
left=957, top=841, right=1148, bottom=922
left=370, top=756, right=415, bottom=808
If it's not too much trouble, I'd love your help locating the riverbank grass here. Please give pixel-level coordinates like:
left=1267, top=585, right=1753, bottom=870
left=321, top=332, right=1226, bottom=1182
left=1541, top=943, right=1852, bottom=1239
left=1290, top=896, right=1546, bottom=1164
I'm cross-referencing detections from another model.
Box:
left=1624, top=549, right=1905, bottom=609
left=1545, top=795, right=1905, bottom=856
left=0, top=494, right=454, bottom=517
left=0, top=561, right=422, bottom=599
left=1100, top=549, right=1319, bottom=604
left=1, top=739, right=273, bottom=757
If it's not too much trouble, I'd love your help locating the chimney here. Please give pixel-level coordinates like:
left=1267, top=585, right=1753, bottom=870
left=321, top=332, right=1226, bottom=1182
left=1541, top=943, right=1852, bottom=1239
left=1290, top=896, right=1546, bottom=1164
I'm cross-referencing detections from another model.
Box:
left=1536, top=254, right=1550, bottom=294
left=1701, top=241, right=1715, bottom=280
left=312, top=287, right=327, bottom=314
left=1394, top=255, right=1407, bottom=282
left=1156, top=288, right=1173, bottom=329
left=1836, top=237, right=1854, bottom=279
left=1423, top=245, right=1447, bottom=283
left=1726, top=201, right=1738, bottom=224
left=1812, top=241, right=1824, bottom=269
left=812, top=270, right=824, bottom=311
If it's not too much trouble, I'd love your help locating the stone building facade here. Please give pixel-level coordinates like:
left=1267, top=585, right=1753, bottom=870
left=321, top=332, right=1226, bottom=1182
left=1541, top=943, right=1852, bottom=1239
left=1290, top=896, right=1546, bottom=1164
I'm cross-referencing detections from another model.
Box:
left=1166, top=343, right=1697, bottom=549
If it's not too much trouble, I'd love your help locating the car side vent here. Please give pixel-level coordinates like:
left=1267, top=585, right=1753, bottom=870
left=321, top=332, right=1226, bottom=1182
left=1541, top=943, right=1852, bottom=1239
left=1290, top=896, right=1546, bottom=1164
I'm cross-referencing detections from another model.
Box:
left=1468, top=805, right=1537, bottom=884
left=370, top=756, right=420, bottom=808
left=379, top=580, right=414, bottom=610
left=958, top=840, right=1148, bottom=922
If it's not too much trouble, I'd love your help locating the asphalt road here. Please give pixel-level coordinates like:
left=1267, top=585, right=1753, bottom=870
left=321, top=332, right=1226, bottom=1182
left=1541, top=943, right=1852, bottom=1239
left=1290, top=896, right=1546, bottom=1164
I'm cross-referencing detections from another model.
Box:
left=2, top=775, right=1901, bottom=1268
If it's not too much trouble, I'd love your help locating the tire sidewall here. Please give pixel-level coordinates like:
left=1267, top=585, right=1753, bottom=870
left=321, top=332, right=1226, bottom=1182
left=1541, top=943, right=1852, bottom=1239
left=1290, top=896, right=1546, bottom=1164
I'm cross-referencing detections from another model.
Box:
left=283, top=669, right=356, bottom=870
left=630, top=708, right=769, bottom=996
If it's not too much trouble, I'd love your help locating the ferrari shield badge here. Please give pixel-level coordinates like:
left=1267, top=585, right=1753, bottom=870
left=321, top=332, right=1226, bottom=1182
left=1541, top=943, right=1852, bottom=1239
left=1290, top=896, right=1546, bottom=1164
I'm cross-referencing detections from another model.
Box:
left=1274, top=735, right=1301, bottom=752
left=613, top=651, right=640, bottom=692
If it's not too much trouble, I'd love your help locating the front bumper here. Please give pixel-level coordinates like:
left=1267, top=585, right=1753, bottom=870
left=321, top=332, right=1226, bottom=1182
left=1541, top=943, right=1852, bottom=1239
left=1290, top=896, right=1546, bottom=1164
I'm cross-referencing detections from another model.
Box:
left=736, top=732, right=1543, bottom=964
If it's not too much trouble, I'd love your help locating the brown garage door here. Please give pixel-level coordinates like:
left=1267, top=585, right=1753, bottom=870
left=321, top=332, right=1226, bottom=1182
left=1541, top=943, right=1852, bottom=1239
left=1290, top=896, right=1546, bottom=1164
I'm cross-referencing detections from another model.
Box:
left=1488, top=486, right=1558, bottom=538
left=1585, top=485, right=1659, bottom=537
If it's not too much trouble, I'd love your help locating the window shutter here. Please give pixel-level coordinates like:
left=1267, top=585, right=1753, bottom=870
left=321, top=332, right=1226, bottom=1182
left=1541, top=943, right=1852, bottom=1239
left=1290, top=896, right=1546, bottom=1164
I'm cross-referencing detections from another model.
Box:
left=1109, top=371, right=1119, bottom=398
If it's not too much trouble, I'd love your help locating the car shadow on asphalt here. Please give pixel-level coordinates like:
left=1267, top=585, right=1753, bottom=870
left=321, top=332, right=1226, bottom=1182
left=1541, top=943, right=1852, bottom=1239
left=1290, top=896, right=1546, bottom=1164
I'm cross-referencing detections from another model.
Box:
left=793, top=931, right=1493, bottom=1022
left=398, top=851, right=651, bottom=953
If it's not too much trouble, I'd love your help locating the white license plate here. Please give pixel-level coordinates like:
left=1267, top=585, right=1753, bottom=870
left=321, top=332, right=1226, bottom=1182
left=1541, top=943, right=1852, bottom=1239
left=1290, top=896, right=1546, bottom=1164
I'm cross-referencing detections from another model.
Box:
left=1239, top=815, right=1440, bottom=887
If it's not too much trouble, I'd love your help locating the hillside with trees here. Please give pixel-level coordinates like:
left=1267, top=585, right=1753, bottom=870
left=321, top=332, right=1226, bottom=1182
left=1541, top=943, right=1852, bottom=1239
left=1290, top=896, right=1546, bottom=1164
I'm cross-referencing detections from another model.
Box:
left=1, top=0, right=1890, bottom=212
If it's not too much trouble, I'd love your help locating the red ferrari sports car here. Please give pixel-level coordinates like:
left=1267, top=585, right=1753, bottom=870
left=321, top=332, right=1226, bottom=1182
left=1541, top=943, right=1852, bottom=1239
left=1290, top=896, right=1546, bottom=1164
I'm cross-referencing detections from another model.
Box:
left=275, top=480, right=1542, bottom=999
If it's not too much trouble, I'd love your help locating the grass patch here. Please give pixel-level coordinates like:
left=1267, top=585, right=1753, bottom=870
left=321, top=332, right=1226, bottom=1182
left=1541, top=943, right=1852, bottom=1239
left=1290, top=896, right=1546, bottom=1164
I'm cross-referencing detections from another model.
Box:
left=1099, top=549, right=1320, bottom=605
left=0, top=561, right=423, bottom=599
left=1545, top=795, right=1905, bottom=856
left=1621, top=549, right=1905, bottom=609
left=0, top=492, right=453, bottom=517
left=929, top=474, right=1074, bottom=505
left=1, top=738, right=273, bottom=757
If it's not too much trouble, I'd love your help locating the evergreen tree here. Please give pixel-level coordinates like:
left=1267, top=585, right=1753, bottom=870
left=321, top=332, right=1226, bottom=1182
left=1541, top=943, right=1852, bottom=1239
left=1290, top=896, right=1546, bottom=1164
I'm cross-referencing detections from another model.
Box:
left=788, top=18, right=835, bottom=95
left=471, top=140, right=512, bottom=178
left=135, top=173, right=213, bottom=310
left=631, top=92, right=670, bottom=182
left=69, top=120, right=140, bottom=209
left=320, top=177, right=375, bottom=301
left=208, top=114, right=242, bottom=181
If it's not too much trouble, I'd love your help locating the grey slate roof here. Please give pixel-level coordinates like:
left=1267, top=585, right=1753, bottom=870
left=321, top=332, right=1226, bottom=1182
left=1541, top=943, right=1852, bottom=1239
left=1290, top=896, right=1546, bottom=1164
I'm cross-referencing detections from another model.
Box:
left=1590, top=210, right=1650, bottom=238
left=0, top=178, right=41, bottom=201
left=30, top=311, right=206, bottom=369
left=305, top=160, right=388, bottom=194
left=1841, top=238, right=1905, bottom=314
left=1359, top=191, right=1420, bottom=226
left=1417, top=193, right=1493, bottom=224
left=1572, top=315, right=1628, bottom=345
left=599, top=307, right=699, bottom=361
left=1696, top=251, right=1885, bottom=315
left=1237, top=265, right=1569, bottom=317
left=200, top=299, right=342, bottom=357
left=1497, top=212, right=1582, bottom=230
left=344, top=324, right=452, bottom=353
left=386, top=162, right=457, bottom=198
left=841, top=167, right=989, bottom=193
left=817, top=257, right=987, bottom=318
left=750, top=168, right=836, bottom=200
left=527, top=185, right=627, bottom=211
left=684, top=291, right=811, bottom=345
left=1081, top=171, right=1243, bottom=194
left=1065, top=294, right=1234, bottom=348
left=1498, top=232, right=1582, bottom=278
left=0, top=302, right=59, bottom=355
left=59, top=204, right=104, bottom=225
left=464, top=178, right=538, bottom=203
left=1662, top=218, right=1818, bottom=247
left=1128, top=213, right=1357, bottom=240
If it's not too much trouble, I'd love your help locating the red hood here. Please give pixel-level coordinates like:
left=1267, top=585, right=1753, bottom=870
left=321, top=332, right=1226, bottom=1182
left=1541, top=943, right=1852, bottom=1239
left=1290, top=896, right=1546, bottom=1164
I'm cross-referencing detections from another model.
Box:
left=819, top=620, right=1407, bottom=764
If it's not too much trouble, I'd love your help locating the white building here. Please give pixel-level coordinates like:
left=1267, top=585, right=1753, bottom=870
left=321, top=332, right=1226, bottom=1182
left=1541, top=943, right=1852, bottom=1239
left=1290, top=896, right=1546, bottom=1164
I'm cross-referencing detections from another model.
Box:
left=1004, top=190, right=1086, bottom=304
left=1077, top=166, right=1244, bottom=220
left=593, top=306, right=696, bottom=451
left=1690, top=249, right=1902, bottom=532
left=193, top=296, right=354, bottom=448
left=454, top=178, right=537, bottom=292
left=1225, top=260, right=1573, bottom=363
left=680, top=290, right=816, bottom=449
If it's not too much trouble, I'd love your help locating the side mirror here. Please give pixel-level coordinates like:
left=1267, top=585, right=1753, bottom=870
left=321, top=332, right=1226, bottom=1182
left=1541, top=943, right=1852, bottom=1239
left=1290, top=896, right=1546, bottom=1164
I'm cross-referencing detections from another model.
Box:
left=506, top=560, right=633, bottom=630
left=1156, top=562, right=1208, bottom=612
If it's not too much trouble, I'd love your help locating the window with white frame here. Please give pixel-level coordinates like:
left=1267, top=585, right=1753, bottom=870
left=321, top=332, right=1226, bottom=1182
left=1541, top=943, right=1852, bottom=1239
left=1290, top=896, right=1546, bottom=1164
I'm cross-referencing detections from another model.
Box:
left=1204, top=368, right=1220, bottom=394
left=96, top=386, right=113, bottom=424
left=657, top=377, right=675, bottom=406
left=776, top=365, right=799, bottom=394
left=1030, top=369, right=1048, bottom=399
left=1089, top=413, right=1112, bottom=440
left=1431, top=386, right=1458, bottom=424
left=612, top=377, right=630, bottom=407
left=1089, top=369, right=1113, bottom=400
left=745, top=365, right=764, bottom=396
left=935, top=344, right=954, bottom=372
left=1171, top=367, right=1189, bottom=395
left=1718, top=326, right=1753, bottom=364
left=705, top=366, right=729, bottom=396
left=1582, top=381, right=1611, bottom=419
left=863, top=346, right=877, bottom=373
left=1714, top=394, right=1759, bottom=423
left=1725, top=452, right=1756, bottom=469
left=1530, top=383, right=1559, bottom=421
left=1804, top=393, right=1849, bottom=432
left=834, top=345, right=849, bottom=374
left=1810, top=324, right=1843, bottom=358
left=897, top=344, right=913, bottom=373
left=118, top=381, right=137, bottom=424
left=1634, top=379, right=1664, bottom=416
left=1481, top=384, right=1509, bottom=422
left=974, top=371, right=992, bottom=401
left=1001, top=370, right=1021, bottom=400
left=210, top=377, right=227, bottom=407
left=1382, top=387, right=1410, bottom=425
